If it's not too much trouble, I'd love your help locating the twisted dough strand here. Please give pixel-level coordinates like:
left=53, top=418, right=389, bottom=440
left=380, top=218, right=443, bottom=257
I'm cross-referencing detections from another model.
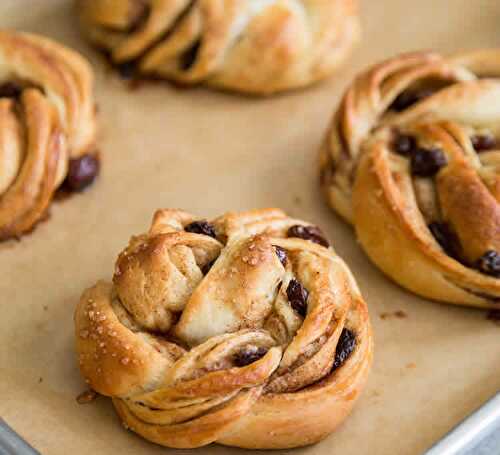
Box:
left=0, top=31, right=98, bottom=240
left=75, top=208, right=372, bottom=449
left=77, top=0, right=360, bottom=94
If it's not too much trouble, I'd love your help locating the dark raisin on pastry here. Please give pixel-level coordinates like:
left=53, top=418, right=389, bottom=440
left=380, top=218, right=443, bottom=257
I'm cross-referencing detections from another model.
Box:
left=115, top=60, right=137, bottom=80
left=476, top=251, right=500, bottom=277
left=389, top=88, right=435, bottom=112
left=180, top=40, right=201, bottom=71
left=471, top=134, right=496, bottom=152
left=332, top=328, right=356, bottom=371
left=393, top=133, right=417, bottom=156
left=185, top=221, right=217, bottom=239
left=201, top=259, right=216, bottom=275
left=287, top=225, right=330, bottom=247
left=63, top=154, right=100, bottom=192
left=274, top=246, right=287, bottom=267
left=233, top=346, right=268, bottom=367
left=286, top=279, right=309, bottom=317
left=0, top=82, right=22, bottom=99
left=487, top=310, right=500, bottom=324
left=410, top=148, right=447, bottom=177
left=428, top=222, right=462, bottom=260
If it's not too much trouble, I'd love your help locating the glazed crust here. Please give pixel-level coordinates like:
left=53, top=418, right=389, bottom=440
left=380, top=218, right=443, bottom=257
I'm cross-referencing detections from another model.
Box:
left=75, top=208, right=373, bottom=449
left=320, top=50, right=500, bottom=308
left=77, top=0, right=361, bottom=95
left=0, top=31, right=98, bottom=240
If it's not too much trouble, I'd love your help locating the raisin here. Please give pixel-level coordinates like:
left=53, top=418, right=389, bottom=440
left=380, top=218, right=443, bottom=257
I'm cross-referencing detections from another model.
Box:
left=332, top=328, right=356, bottom=371
left=476, top=251, right=500, bottom=277
left=180, top=40, right=201, bottom=71
left=201, top=259, right=216, bottom=275
left=471, top=134, right=496, bottom=152
left=233, top=346, right=268, bottom=367
left=428, top=222, right=461, bottom=260
left=287, top=225, right=329, bottom=248
left=487, top=310, right=500, bottom=325
left=116, top=61, right=136, bottom=80
left=389, top=88, right=435, bottom=112
left=410, top=148, right=447, bottom=177
left=286, top=279, right=309, bottom=317
left=64, top=154, right=100, bottom=192
left=393, top=134, right=417, bottom=156
left=274, top=246, right=287, bottom=267
left=0, top=82, right=22, bottom=99
left=185, top=221, right=217, bottom=239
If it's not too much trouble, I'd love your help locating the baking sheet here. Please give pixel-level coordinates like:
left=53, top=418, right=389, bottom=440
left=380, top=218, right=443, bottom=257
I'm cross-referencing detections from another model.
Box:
left=0, top=419, right=39, bottom=455
left=1, top=1, right=499, bottom=454
left=425, top=393, right=500, bottom=455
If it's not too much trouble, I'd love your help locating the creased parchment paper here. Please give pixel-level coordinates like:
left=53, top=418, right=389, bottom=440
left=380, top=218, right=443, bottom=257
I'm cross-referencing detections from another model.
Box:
left=1, top=1, right=499, bottom=454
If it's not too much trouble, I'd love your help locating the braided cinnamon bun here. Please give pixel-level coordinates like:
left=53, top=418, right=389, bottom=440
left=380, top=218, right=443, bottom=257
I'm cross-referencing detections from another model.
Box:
left=0, top=31, right=98, bottom=241
left=75, top=208, right=373, bottom=449
left=76, top=0, right=360, bottom=95
left=319, top=50, right=500, bottom=308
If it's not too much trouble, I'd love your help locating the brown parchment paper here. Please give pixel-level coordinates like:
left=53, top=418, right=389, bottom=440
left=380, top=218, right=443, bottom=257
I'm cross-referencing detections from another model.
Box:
left=1, top=1, right=499, bottom=454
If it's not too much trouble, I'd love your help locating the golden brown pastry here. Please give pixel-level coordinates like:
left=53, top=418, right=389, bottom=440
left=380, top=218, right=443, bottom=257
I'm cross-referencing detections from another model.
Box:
left=75, top=208, right=373, bottom=449
left=76, top=0, right=361, bottom=95
left=320, top=50, right=500, bottom=308
left=0, top=31, right=99, bottom=241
